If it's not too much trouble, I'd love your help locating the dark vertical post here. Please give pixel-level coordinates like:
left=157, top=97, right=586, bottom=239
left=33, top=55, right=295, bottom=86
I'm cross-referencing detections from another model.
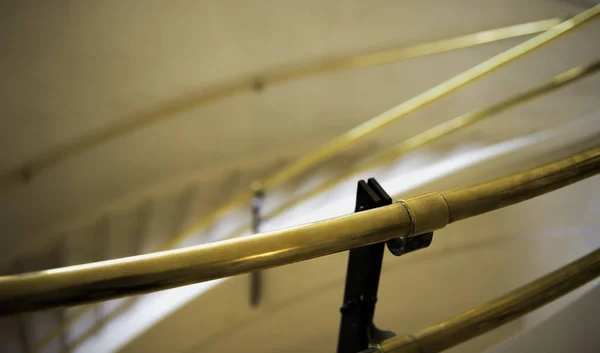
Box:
left=56, top=239, right=70, bottom=353
left=95, top=218, right=110, bottom=327
left=250, top=181, right=265, bottom=307
left=337, top=179, right=395, bottom=353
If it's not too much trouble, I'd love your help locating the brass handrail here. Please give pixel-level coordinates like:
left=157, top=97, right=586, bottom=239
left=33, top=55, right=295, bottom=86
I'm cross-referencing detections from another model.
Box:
left=0, top=19, right=561, bottom=194
left=244, top=59, right=600, bottom=230
left=2, top=145, right=599, bottom=316
left=365, top=247, right=600, bottom=353
left=19, top=7, right=600, bottom=350
left=34, top=60, right=600, bottom=353
left=162, top=8, right=600, bottom=250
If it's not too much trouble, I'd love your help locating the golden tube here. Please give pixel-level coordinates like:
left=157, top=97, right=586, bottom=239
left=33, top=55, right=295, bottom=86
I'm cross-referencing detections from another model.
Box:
left=260, top=7, right=600, bottom=190
left=1, top=146, right=599, bottom=316
left=0, top=19, right=562, bottom=194
left=27, top=19, right=584, bottom=353
left=369, top=247, right=600, bottom=353
left=143, top=9, right=600, bottom=260
left=21, top=8, right=600, bottom=348
left=258, top=59, right=600, bottom=225
left=442, top=145, right=600, bottom=223
left=40, top=58, right=600, bottom=352
left=0, top=202, right=416, bottom=316
left=265, top=19, right=564, bottom=85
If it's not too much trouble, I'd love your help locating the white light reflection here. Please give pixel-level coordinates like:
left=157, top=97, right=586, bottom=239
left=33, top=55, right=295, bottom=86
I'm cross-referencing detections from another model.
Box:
left=77, top=279, right=224, bottom=353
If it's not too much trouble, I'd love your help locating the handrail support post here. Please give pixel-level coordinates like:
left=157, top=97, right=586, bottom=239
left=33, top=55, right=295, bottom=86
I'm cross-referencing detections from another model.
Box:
left=337, top=178, right=434, bottom=353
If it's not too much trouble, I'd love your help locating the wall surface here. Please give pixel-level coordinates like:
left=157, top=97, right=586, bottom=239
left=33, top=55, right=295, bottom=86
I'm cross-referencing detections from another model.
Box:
left=0, top=0, right=599, bottom=352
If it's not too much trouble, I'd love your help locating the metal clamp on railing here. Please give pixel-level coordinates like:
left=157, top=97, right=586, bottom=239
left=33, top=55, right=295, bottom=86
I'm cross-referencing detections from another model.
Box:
left=337, top=178, right=435, bottom=353
left=387, top=199, right=434, bottom=257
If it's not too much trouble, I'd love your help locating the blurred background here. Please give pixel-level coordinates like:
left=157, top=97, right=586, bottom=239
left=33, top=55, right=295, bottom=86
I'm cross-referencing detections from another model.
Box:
left=0, top=1, right=599, bottom=352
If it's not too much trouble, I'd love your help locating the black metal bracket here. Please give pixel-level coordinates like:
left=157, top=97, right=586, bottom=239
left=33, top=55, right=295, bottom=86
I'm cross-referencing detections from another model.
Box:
left=250, top=186, right=265, bottom=308
left=386, top=230, right=434, bottom=257
left=336, top=178, right=434, bottom=353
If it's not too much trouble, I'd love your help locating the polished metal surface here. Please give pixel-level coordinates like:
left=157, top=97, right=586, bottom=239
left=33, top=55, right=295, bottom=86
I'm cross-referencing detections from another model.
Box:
left=368, top=247, right=600, bottom=353
left=230, top=59, right=600, bottom=238
left=26, top=17, right=589, bottom=352
left=259, top=11, right=598, bottom=191
left=168, top=10, right=599, bottom=251
left=16, top=6, right=600, bottom=349
left=1, top=146, right=599, bottom=316
left=442, top=145, right=600, bottom=223
left=32, top=59, right=600, bottom=353
left=0, top=202, right=415, bottom=316
left=0, top=19, right=561, bottom=193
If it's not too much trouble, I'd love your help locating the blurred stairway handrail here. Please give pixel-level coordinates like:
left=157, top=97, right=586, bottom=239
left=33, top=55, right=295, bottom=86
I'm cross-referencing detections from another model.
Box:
left=253, top=59, right=600, bottom=228
left=23, top=5, right=600, bottom=352
left=363, top=246, right=600, bottom=353
left=48, top=59, right=600, bottom=353
left=2, top=145, right=600, bottom=315
left=0, top=18, right=562, bottom=194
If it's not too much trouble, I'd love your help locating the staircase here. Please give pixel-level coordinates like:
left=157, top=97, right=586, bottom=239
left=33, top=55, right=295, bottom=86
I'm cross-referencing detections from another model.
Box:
left=2, top=110, right=599, bottom=353
left=1, top=1, right=600, bottom=352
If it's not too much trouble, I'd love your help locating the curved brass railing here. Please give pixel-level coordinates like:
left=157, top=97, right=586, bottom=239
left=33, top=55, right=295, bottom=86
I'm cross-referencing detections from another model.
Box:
left=20, top=5, right=600, bottom=351
left=38, top=60, right=600, bottom=353
left=2, top=145, right=599, bottom=316
left=363, top=246, right=600, bottom=353
left=0, top=18, right=561, bottom=194
left=163, top=9, right=600, bottom=250
left=231, top=59, right=600, bottom=235
left=159, top=10, right=600, bottom=249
